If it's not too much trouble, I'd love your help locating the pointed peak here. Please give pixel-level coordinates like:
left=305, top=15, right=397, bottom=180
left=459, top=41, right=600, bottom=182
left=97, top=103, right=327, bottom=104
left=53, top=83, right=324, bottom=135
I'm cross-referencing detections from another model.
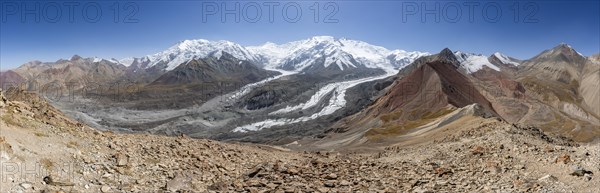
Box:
left=492, top=52, right=520, bottom=66
left=543, top=42, right=585, bottom=58
left=554, top=42, right=575, bottom=51
left=492, top=52, right=508, bottom=59
left=433, top=48, right=460, bottom=66
left=70, top=55, right=82, bottom=61
left=439, top=48, right=454, bottom=56
left=25, top=60, right=43, bottom=65
left=558, top=42, right=571, bottom=47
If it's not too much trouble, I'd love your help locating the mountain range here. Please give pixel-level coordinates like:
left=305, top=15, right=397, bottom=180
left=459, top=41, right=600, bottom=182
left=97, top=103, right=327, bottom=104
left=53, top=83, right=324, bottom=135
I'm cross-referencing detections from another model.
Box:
left=0, top=36, right=598, bottom=145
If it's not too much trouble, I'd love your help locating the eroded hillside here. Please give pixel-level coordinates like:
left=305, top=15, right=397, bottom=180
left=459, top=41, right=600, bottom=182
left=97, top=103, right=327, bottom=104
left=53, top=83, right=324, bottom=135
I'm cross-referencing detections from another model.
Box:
left=1, top=89, right=599, bottom=192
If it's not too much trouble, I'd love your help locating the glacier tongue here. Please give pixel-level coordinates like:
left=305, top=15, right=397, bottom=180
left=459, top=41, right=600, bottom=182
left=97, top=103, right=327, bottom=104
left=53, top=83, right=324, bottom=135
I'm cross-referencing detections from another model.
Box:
left=233, top=68, right=397, bottom=132
left=228, top=68, right=298, bottom=101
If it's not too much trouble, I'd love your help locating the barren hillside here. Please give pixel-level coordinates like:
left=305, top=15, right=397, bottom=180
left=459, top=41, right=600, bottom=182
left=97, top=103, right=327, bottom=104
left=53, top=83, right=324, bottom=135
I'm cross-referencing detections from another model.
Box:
left=1, top=89, right=599, bottom=192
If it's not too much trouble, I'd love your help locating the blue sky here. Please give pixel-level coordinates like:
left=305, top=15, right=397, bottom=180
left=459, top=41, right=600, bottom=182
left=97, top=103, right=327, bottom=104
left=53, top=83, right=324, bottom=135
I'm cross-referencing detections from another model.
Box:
left=1, top=0, right=599, bottom=70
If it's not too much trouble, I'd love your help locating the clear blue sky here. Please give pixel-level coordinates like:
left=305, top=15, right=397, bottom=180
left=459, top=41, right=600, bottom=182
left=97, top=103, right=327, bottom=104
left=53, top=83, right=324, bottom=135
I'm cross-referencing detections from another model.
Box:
left=1, top=0, right=599, bottom=70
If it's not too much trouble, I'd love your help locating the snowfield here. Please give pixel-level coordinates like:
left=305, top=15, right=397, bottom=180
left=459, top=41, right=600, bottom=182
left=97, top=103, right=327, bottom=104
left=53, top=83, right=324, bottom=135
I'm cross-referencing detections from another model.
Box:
left=455, top=51, right=501, bottom=73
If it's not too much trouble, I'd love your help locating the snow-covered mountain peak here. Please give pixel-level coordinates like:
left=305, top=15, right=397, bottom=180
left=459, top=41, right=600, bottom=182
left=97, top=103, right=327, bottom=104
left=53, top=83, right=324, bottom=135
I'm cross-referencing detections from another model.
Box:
left=387, top=49, right=431, bottom=69
left=453, top=51, right=500, bottom=73
left=261, top=36, right=430, bottom=71
left=176, top=39, right=210, bottom=50
left=308, top=35, right=336, bottom=42
left=493, top=52, right=520, bottom=66
left=122, top=36, right=429, bottom=72
left=136, top=39, right=260, bottom=71
left=118, top=57, right=135, bottom=67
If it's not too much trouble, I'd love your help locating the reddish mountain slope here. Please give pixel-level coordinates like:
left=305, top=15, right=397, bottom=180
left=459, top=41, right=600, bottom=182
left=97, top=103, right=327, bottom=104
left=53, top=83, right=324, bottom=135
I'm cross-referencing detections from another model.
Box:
left=375, top=60, right=496, bottom=120
left=318, top=49, right=498, bottom=148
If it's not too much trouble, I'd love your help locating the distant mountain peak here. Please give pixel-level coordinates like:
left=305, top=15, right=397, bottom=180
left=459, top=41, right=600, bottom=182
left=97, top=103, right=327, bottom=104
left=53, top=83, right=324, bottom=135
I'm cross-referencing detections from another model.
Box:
left=557, top=42, right=571, bottom=48
left=432, top=48, right=460, bottom=65
left=51, top=36, right=427, bottom=74
left=554, top=43, right=575, bottom=51
left=133, top=39, right=260, bottom=71
left=70, top=55, right=82, bottom=61
left=450, top=50, right=502, bottom=73
left=439, top=48, right=455, bottom=57
left=249, top=36, right=429, bottom=71
left=492, top=52, right=520, bottom=66
left=531, top=43, right=586, bottom=63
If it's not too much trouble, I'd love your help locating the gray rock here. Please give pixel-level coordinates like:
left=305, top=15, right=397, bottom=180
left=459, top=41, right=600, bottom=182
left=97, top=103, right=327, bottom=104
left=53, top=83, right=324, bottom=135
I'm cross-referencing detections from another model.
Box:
left=570, top=166, right=593, bottom=177
left=324, top=180, right=336, bottom=187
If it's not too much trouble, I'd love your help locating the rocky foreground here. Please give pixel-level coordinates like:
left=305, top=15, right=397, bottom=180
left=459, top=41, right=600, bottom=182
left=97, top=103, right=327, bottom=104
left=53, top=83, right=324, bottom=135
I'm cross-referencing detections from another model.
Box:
left=1, top=90, right=599, bottom=193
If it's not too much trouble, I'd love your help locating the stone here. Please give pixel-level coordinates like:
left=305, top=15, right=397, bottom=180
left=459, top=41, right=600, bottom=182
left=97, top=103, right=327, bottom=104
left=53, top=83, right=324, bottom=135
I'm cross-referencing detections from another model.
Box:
left=538, top=174, right=557, bottom=181
left=514, top=164, right=525, bottom=170
left=101, top=185, right=111, bottom=193
left=326, top=173, right=338, bottom=180
left=570, top=166, right=593, bottom=177
left=19, top=182, right=32, bottom=189
left=286, top=168, right=299, bottom=175
left=471, top=146, right=485, bottom=155
left=339, top=180, right=351, bottom=186
left=114, top=153, right=129, bottom=167
left=584, top=173, right=593, bottom=181
left=555, top=155, right=570, bottom=164
left=43, top=175, right=75, bottom=186
left=316, top=187, right=329, bottom=192
left=248, top=166, right=262, bottom=178
left=166, top=175, right=189, bottom=191
left=324, top=180, right=336, bottom=187
left=266, top=183, right=277, bottom=189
